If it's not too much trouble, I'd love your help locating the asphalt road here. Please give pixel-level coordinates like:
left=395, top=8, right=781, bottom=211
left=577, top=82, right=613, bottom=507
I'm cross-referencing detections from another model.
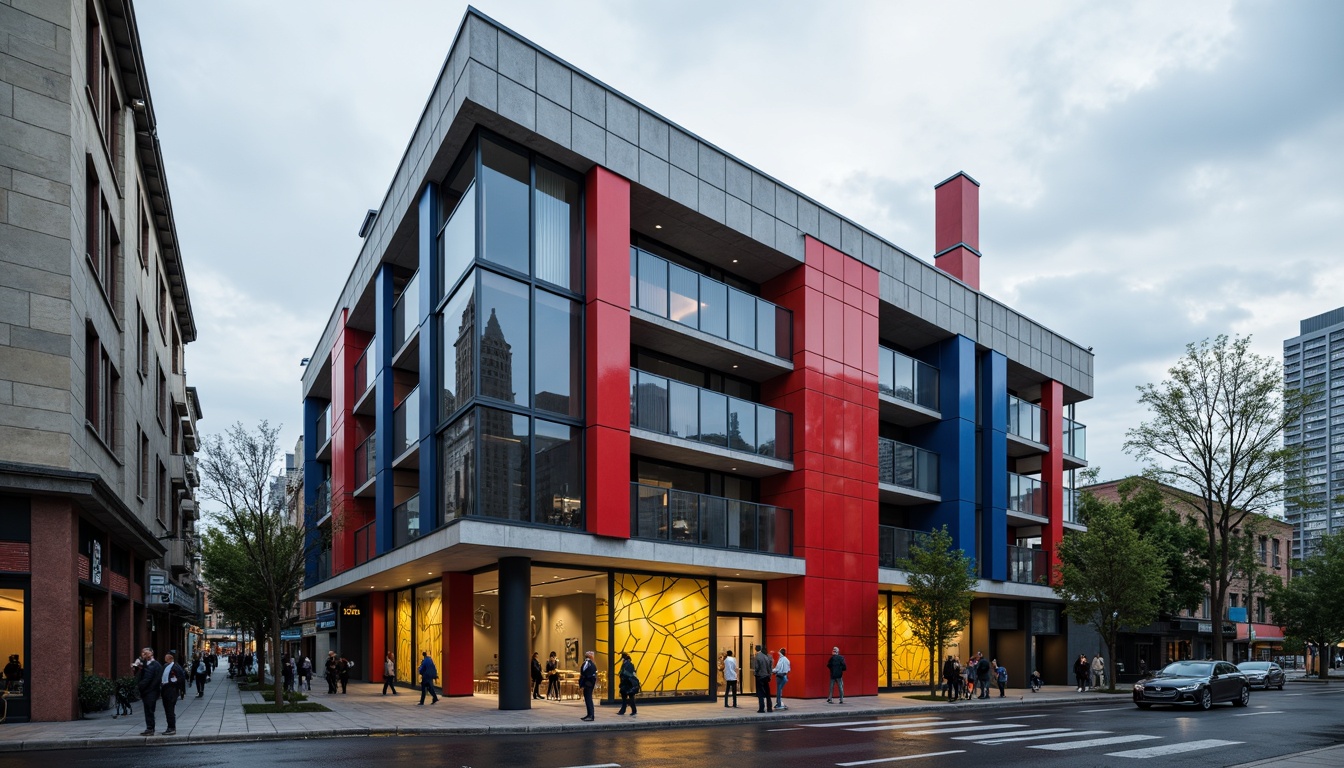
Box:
left=3, top=687, right=1342, bottom=768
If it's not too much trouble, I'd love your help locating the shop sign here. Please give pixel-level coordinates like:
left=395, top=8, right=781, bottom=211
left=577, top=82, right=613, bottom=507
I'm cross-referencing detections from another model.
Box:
left=342, top=606, right=361, bottom=616
left=91, top=541, right=103, bottom=586
left=315, top=610, right=336, bottom=631
left=302, top=623, right=317, bottom=637
left=149, top=569, right=168, bottom=586
left=280, top=629, right=302, bottom=641
left=1198, top=622, right=1213, bottom=634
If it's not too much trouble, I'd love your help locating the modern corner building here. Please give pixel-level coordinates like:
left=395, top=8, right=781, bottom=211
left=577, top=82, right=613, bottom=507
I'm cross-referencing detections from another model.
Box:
left=0, top=0, right=204, bottom=721
left=300, top=8, right=1094, bottom=709
left=1284, top=306, right=1344, bottom=560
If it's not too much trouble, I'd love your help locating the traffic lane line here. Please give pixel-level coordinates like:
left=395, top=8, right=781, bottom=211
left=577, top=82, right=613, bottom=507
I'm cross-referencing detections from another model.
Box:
left=1233, top=711, right=1284, bottom=716
left=836, top=750, right=966, bottom=766
left=846, top=720, right=979, bottom=732
left=975, top=730, right=1113, bottom=745
left=803, top=717, right=944, bottom=729
left=899, top=723, right=1028, bottom=736
left=1030, top=734, right=1161, bottom=751
left=1105, top=739, right=1243, bottom=758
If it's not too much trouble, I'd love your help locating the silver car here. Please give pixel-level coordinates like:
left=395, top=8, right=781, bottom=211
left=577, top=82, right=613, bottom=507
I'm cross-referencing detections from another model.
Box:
left=1236, top=661, right=1285, bottom=690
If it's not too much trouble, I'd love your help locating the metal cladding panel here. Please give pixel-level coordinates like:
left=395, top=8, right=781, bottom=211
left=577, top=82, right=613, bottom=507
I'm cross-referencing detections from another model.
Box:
left=444, top=572, right=474, bottom=696
left=417, top=186, right=441, bottom=538
left=929, top=335, right=978, bottom=549
left=374, top=264, right=396, bottom=555
left=303, top=397, right=323, bottom=586
left=980, top=350, right=1008, bottom=582
left=1041, top=380, right=1066, bottom=585
left=331, top=312, right=373, bottom=575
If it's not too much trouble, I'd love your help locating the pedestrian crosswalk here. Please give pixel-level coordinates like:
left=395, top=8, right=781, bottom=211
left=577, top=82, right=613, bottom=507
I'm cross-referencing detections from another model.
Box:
left=820, top=715, right=1247, bottom=764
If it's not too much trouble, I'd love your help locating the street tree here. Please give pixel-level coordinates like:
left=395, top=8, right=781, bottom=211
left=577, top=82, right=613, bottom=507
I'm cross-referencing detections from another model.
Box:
left=1124, top=335, right=1311, bottom=660
left=1054, top=496, right=1167, bottom=692
left=895, top=526, right=977, bottom=696
left=199, top=527, right=271, bottom=662
left=1099, top=477, right=1207, bottom=617
left=1267, top=532, right=1344, bottom=679
left=198, top=422, right=310, bottom=709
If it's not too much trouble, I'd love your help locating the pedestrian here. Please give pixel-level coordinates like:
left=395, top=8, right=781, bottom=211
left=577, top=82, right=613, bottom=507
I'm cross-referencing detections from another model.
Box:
left=773, top=648, right=791, bottom=710
left=325, top=651, right=338, bottom=694
left=282, top=654, right=295, bottom=693
left=751, top=645, right=773, bottom=713
left=994, top=659, right=1007, bottom=697
left=159, top=651, right=185, bottom=736
left=545, top=651, right=560, bottom=700
left=616, top=651, right=640, bottom=716
left=976, top=653, right=991, bottom=699
left=383, top=651, right=399, bottom=695
left=135, top=647, right=162, bottom=736
left=1074, top=654, right=1089, bottom=692
left=1029, top=669, right=1043, bottom=692
left=964, top=655, right=976, bottom=699
left=952, top=656, right=964, bottom=700
left=337, top=655, right=351, bottom=694
left=722, top=649, right=739, bottom=708
left=301, top=654, right=313, bottom=690
left=531, top=651, right=544, bottom=700
left=1138, top=658, right=1149, bottom=678
left=1091, top=654, right=1106, bottom=689
left=826, top=646, right=847, bottom=704
left=941, top=655, right=957, bottom=702
left=193, top=653, right=208, bottom=697
left=579, top=650, right=597, bottom=721
left=417, top=651, right=438, bottom=704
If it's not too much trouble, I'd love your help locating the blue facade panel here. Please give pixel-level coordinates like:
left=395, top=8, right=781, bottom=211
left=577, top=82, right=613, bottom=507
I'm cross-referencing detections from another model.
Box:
left=979, top=350, right=1008, bottom=581
left=302, top=396, right=323, bottom=587
left=417, top=184, right=440, bottom=538
left=929, top=335, right=977, bottom=557
left=374, top=263, right=396, bottom=554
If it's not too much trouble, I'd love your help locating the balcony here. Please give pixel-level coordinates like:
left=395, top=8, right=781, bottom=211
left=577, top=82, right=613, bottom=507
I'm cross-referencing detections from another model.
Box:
left=171, top=372, right=189, bottom=418
left=878, top=346, right=939, bottom=426
left=877, top=438, right=939, bottom=505
left=180, top=497, right=198, bottom=522
left=170, top=453, right=189, bottom=489
left=315, top=403, right=332, bottom=460
left=393, top=495, right=422, bottom=549
left=630, top=368, right=792, bottom=477
left=353, top=336, right=376, bottom=415
left=878, top=525, right=921, bottom=569
left=631, top=483, right=792, bottom=555
left=353, top=520, right=376, bottom=566
left=1061, top=417, right=1087, bottom=469
left=629, top=247, right=793, bottom=381
left=313, top=478, right=331, bottom=525
left=1007, top=396, right=1047, bottom=457
left=392, top=272, right=420, bottom=371
left=392, top=387, right=420, bottom=467
left=1063, top=488, right=1083, bottom=527
left=316, top=548, right=331, bottom=582
left=1007, top=545, right=1048, bottom=585
left=354, top=433, right=376, bottom=495
left=1007, top=472, right=1046, bottom=524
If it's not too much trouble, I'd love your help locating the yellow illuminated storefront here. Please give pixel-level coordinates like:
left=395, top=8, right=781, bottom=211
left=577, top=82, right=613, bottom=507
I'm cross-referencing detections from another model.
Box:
left=878, top=592, right=967, bottom=689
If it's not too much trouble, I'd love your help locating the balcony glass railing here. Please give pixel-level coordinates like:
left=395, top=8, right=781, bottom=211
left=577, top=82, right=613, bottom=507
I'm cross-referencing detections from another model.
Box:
left=353, top=520, right=375, bottom=566
left=878, top=525, right=922, bottom=569
left=1007, top=395, right=1044, bottom=443
left=393, top=495, right=421, bottom=549
left=393, top=272, right=420, bottom=351
left=393, top=388, right=420, bottom=458
left=629, top=246, right=792, bottom=360
left=877, top=438, right=939, bottom=494
left=354, top=434, right=376, bottom=488
left=1007, top=545, right=1048, bottom=585
left=315, top=404, right=331, bottom=448
left=316, top=548, right=331, bottom=582
left=314, top=479, right=331, bottom=522
left=630, top=369, right=792, bottom=460
left=878, top=346, right=939, bottom=411
left=631, top=483, right=792, bottom=555
left=354, top=336, right=376, bottom=398
left=1063, top=488, right=1081, bottom=524
left=1008, top=472, right=1043, bottom=517
left=1062, top=417, right=1087, bottom=459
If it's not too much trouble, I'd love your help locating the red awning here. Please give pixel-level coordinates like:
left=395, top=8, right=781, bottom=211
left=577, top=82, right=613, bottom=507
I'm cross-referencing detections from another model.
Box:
left=1235, top=623, right=1286, bottom=642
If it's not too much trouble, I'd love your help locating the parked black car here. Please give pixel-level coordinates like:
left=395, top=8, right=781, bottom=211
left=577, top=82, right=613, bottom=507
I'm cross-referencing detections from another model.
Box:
left=1133, top=660, right=1250, bottom=710
left=1237, top=660, right=1286, bottom=690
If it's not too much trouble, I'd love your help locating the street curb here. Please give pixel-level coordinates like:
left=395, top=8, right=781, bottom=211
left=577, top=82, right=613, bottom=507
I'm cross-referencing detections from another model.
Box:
left=1228, top=743, right=1344, bottom=767
left=0, top=694, right=1110, bottom=752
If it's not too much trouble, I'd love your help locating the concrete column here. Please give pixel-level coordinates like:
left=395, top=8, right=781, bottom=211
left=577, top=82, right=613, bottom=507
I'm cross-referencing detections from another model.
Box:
left=29, top=497, right=78, bottom=722
left=497, top=556, right=530, bottom=710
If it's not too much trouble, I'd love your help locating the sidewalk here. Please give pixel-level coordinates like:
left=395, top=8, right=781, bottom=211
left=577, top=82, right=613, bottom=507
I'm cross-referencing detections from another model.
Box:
left=1231, top=744, right=1344, bottom=767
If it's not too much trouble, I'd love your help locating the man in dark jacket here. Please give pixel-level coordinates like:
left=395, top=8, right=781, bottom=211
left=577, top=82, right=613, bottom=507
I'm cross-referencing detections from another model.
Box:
left=941, top=655, right=957, bottom=701
left=135, top=647, right=162, bottom=736
left=752, top=645, right=773, bottom=713
left=417, top=651, right=439, bottom=704
left=976, top=653, right=991, bottom=699
left=826, top=647, right=846, bottom=704
left=160, top=651, right=186, bottom=735
left=578, top=650, right=597, bottom=721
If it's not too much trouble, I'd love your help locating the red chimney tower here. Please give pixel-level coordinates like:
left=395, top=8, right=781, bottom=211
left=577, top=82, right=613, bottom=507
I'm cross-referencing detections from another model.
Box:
left=934, top=171, right=980, bottom=290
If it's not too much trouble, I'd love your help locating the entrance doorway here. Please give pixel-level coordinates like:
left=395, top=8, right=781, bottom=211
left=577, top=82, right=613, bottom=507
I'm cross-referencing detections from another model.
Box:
left=716, top=615, right=762, bottom=695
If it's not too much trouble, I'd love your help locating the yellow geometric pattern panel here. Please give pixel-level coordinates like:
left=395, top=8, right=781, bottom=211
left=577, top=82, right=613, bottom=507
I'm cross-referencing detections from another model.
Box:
left=396, top=590, right=413, bottom=682
left=416, top=588, right=442, bottom=675
left=877, top=596, right=890, bottom=686
left=612, top=573, right=709, bottom=697
left=887, top=594, right=933, bottom=686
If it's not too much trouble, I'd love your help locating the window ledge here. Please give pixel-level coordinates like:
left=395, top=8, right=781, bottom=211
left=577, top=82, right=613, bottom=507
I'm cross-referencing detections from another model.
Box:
left=85, top=420, right=123, bottom=465
left=84, top=253, right=124, bottom=333
left=83, top=85, right=124, bottom=200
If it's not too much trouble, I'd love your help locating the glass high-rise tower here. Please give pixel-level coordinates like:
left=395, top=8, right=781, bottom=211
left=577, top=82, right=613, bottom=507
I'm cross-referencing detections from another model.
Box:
left=1284, top=306, right=1344, bottom=559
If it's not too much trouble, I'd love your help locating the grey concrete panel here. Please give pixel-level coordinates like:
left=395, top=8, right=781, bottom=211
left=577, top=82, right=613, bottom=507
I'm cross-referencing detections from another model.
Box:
left=0, top=342, right=66, bottom=388
left=466, top=14, right=497, bottom=69
left=936, top=274, right=950, bottom=305
left=0, top=286, right=29, bottom=326
left=818, top=209, right=841, bottom=246
left=775, top=187, right=797, bottom=227
left=725, top=158, right=750, bottom=201
left=882, top=249, right=902, bottom=282
left=840, top=219, right=861, bottom=257
left=725, top=195, right=751, bottom=235
left=28, top=292, right=66, bottom=334
left=697, top=180, right=725, bottom=224
left=535, top=96, right=571, bottom=149
left=497, top=76, right=536, bottom=131
left=6, top=189, right=64, bottom=238
left=638, top=150, right=668, bottom=197
left=449, top=37, right=467, bottom=87
left=8, top=0, right=69, bottom=28
left=0, top=6, right=57, bottom=50
left=497, top=33, right=536, bottom=89
left=605, top=132, right=638, bottom=181
left=797, top=198, right=819, bottom=238
left=9, top=325, right=66, bottom=356
left=570, top=115, right=605, bottom=165
left=668, top=165, right=697, bottom=209
left=776, top=221, right=802, bottom=261
left=571, top=75, right=605, bottom=125
left=750, top=172, right=774, bottom=216
left=7, top=32, right=69, bottom=77
left=0, top=82, right=11, bottom=118
left=638, top=111, right=668, bottom=160
left=606, top=94, right=638, bottom=144
left=668, top=128, right=697, bottom=174
left=697, top=144, right=725, bottom=189
left=463, top=59, right=497, bottom=111
left=751, top=207, right=775, bottom=249
left=0, top=114, right=69, bottom=167
left=536, top=55, right=570, bottom=108
left=936, top=302, right=950, bottom=331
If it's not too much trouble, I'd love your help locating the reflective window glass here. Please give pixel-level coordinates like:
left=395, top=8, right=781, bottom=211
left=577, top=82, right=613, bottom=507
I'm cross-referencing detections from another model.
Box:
left=534, top=290, right=581, bottom=417
left=480, top=139, right=530, bottom=274
left=440, top=183, right=476, bottom=298
left=535, top=420, right=582, bottom=528
left=480, top=408, right=530, bottom=521
left=439, top=272, right=475, bottom=420
left=534, top=165, right=581, bottom=291
left=479, top=271, right=530, bottom=407
left=440, top=411, right=475, bottom=521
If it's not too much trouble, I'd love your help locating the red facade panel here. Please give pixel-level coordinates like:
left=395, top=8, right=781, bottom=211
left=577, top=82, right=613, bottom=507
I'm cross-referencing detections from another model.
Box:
left=1041, top=380, right=1066, bottom=585
left=330, top=310, right=374, bottom=576
left=444, top=572, right=474, bottom=696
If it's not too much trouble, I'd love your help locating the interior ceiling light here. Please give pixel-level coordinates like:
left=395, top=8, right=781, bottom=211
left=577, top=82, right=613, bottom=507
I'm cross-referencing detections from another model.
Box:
left=732, top=259, right=738, bottom=263
left=655, top=224, right=663, bottom=229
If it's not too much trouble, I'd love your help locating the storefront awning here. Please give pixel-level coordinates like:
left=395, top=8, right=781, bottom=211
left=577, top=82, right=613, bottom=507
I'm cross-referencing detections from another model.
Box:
left=1235, top=623, right=1286, bottom=643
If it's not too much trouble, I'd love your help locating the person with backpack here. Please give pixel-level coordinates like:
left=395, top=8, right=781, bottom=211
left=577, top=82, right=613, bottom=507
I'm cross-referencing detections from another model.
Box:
left=616, top=651, right=640, bottom=716
left=192, top=653, right=208, bottom=697
left=994, top=659, right=1007, bottom=697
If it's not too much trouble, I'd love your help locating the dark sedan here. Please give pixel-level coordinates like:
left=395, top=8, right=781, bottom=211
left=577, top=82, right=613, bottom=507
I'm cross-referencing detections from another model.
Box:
left=1237, top=660, right=1286, bottom=690
left=1133, top=660, right=1250, bottom=710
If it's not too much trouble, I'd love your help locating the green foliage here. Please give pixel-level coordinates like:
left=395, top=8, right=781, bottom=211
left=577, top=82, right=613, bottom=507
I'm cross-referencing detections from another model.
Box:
left=77, top=673, right=115, bottom=713
left=1124, top=334, right=1313, bottom=659
left=1055, top=498, right=1167, bottom=692
left=1267, top=532, right=1344, bottom=679
left=259, top=689, right=308, bottom=702
left=114, top=675, right=141, bottom=703
left=1084, top=478, right=1205, bottom=615
left=894, top=526, right=977, bottom=695
left=242, top=702, right=331, bottom=714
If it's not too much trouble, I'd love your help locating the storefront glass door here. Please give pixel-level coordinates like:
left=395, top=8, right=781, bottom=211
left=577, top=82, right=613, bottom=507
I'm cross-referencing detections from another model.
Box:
left=717, top=616, right=761, bottom=695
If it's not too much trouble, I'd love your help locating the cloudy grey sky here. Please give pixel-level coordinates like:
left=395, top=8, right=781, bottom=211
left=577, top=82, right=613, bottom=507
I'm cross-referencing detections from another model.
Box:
left=135, top=0, right=1344, bottom=481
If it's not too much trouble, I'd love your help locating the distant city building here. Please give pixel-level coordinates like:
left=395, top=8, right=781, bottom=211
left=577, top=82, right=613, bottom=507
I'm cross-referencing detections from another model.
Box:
left=0, top=0, right=203, bottom=721
left=1283, top=306, right=1344, bottom=560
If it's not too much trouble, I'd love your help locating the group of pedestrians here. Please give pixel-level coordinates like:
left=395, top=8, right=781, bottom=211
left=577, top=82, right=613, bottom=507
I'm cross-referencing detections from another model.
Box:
left=132, top=647, right=189, bottom=736
left=940, top=652, right=1008, bottom=700
left=1073, top=653, right=1106, bottom=691
left=719, top=646, right=843, bottom=713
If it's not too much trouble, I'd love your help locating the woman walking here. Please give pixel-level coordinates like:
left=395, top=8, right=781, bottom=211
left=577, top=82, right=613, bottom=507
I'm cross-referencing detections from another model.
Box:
left=616, top=651, right=640, bottom=716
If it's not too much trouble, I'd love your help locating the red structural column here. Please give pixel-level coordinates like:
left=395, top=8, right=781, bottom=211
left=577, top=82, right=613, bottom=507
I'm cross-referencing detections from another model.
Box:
left=369, top=592, right=386, bottom=681
left=443, top=572, right=474, bottom=696
left=933, top=172, right=981, bottom=290
left=331, top=309, right=373, bottom=574
left=29, top=497, right=78, bottom=721
left=1041, top=380, right=1065, bottom=585
left=760, top=236, right=880, bottom=699
left=583, top=166, right=631, bottom=539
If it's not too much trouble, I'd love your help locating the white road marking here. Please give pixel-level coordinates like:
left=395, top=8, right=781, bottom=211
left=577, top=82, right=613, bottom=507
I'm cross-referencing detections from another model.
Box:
left=1080, top=706, right=1133, bottom=712
left=1031, top=735, right=1161, bottom=751
left=1234, top=711, right=1284, bottom=716
left=1106, top=739, right=1243, bottom=758
left=836, top=751, right=966, bottom=767
left=962, top=728, right=1108, bottom=744
left=804, top=717, right=944, bottom=728
left=845, top=719, right=978, bottom=732
left=899, top=723, right=1028, bottom=736
left=952, top=728, right=1072, bottom=741
left=997, top=713, right=1048, bottom=719
left=1285, top=693, right=1303, bottom=695
left=559, top=764, right=621, bottom=768
left=766, top=727, right=805, bottom=731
